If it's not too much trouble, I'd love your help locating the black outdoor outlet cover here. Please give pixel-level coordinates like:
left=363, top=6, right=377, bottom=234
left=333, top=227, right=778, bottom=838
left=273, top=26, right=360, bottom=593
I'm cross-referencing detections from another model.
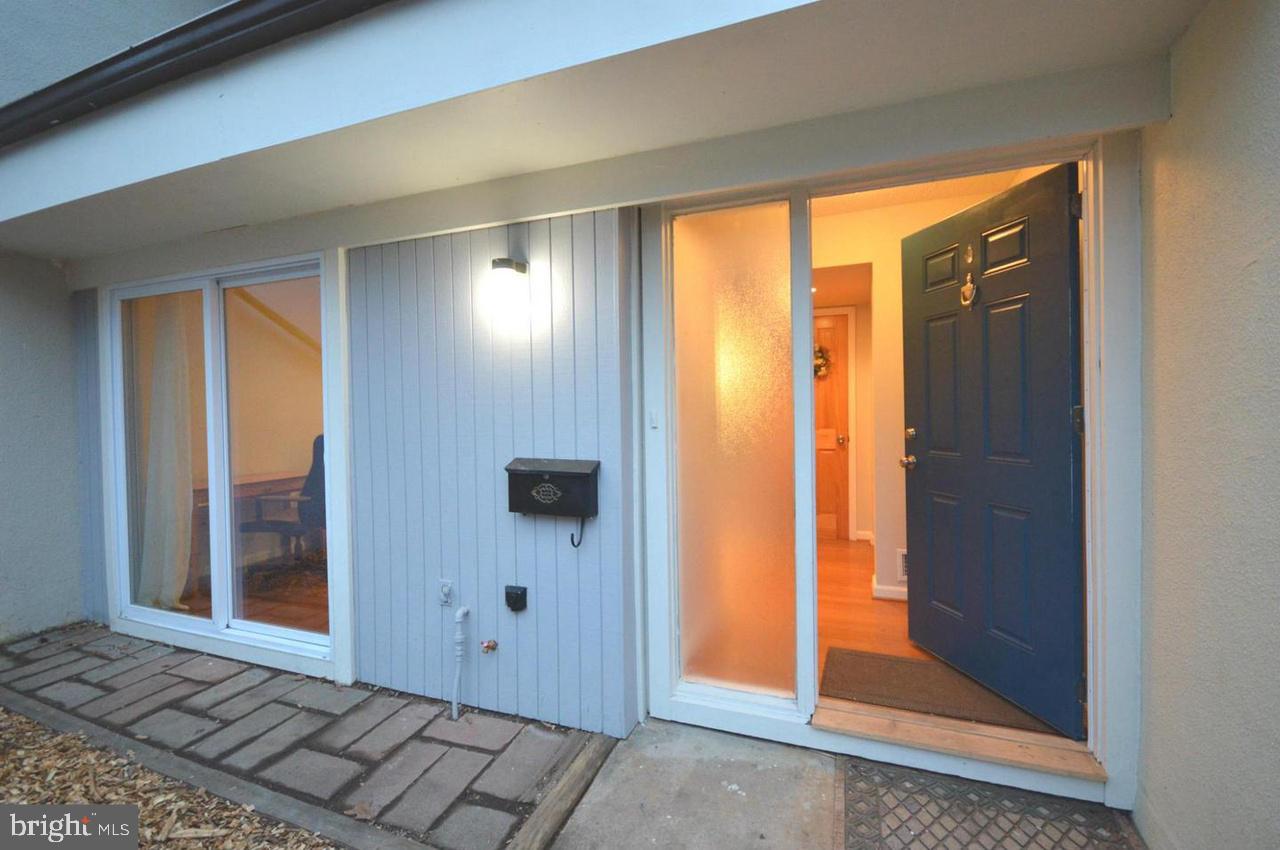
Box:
left=505, top=585, right=528, bottom=612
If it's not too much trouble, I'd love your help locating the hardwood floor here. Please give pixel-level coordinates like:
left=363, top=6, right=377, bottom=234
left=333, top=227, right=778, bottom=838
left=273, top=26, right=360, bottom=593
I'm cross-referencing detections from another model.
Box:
left=181, top=568, right=329, bottom=634
left=818, top=538, right=929, bottom=681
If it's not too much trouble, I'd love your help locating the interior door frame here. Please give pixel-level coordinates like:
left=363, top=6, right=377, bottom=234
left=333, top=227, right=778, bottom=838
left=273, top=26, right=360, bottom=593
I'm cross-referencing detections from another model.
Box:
left=97, top=251, right=356, bottom=682
left=813, top=305, right=859, bottom=543
left=640, top=133, right=1143, bottom=806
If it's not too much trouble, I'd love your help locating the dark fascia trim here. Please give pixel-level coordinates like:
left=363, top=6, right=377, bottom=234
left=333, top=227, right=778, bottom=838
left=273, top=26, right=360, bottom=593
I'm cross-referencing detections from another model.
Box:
left=0, top=0, right=397, bottom=151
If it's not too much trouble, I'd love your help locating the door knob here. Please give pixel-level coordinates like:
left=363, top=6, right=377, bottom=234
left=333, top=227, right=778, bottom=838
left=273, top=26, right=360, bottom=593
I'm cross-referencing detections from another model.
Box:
left=836, top=434, right=848, bottom=447
left=899, top=454, right=917, bottom=470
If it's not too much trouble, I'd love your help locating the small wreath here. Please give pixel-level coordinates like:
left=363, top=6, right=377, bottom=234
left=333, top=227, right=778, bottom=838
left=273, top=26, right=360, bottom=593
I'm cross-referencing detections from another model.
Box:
left=813, top=344, right=832, bottom=379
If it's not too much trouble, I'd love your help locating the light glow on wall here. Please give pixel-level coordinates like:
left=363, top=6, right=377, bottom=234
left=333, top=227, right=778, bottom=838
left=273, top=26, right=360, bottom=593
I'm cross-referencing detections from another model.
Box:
left=478, top=256, right=531, bottom=338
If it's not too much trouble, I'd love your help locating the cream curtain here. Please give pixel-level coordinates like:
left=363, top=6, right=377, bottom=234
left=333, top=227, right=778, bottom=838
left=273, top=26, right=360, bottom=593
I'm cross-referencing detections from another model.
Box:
left=135, top=296, right=194, bottom=610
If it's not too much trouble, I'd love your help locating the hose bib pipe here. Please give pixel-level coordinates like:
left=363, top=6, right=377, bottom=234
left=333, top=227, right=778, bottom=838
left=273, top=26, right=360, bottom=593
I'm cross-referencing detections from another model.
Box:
left=451, top=606, right=470, bottom=721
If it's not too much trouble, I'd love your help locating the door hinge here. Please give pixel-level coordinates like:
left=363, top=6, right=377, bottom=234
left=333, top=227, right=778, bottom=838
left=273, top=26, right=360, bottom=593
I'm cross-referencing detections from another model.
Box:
left=1072, top=404, right=1085, bottom=435
left=1069, top=192, right=1084, bottom=219
left=1077, top=678, right=1088, bottom=704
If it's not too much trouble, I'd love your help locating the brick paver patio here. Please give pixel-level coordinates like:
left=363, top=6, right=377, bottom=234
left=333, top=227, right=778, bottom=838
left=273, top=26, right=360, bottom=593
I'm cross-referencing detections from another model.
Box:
left=0, top=623, right=589, bottom=850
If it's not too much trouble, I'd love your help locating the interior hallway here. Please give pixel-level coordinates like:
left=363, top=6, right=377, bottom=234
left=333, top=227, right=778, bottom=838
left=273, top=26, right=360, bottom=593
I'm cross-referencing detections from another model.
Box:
left=817, top=538, right=927, bottom=681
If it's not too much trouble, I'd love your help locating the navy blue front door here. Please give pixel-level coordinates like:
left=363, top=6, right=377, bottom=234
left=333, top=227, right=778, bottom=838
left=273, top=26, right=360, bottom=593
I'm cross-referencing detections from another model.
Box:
left=901, top=165, right=1085, bottom=739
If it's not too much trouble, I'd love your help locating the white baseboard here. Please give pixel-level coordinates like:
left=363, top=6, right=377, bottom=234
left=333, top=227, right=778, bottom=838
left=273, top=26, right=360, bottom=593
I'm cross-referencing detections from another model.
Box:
left=871, top=577, right=908, bottom=601
left=854, top=530, right=874, bottom=544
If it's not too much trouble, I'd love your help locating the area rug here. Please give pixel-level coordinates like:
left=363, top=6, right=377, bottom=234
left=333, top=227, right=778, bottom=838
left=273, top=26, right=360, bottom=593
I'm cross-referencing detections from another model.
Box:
left=820, top=647, right=1057, bottom=734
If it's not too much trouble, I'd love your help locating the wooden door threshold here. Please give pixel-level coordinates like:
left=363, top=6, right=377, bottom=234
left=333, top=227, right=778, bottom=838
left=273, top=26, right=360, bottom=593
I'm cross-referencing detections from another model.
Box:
left=812, top=695, right=1106, bottom=782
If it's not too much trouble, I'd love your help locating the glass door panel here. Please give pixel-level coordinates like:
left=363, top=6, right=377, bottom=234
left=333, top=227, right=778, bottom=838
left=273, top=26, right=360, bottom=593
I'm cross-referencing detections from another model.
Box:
left=121, top=290, right=212, bottom=616
left=223, top=276, right=328, bottom=635
left=671, top=201, right=797, bottom=697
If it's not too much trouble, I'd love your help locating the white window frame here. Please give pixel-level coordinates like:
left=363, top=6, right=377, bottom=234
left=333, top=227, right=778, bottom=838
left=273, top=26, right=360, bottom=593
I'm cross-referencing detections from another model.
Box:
left=639, top=133, right=1142, bottom=807
left=98, top=251, right=355, bottom=682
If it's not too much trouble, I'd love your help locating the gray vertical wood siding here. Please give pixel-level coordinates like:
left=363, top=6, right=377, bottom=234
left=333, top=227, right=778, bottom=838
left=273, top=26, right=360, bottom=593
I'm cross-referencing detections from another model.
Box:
left=347, top=210, right=638, bottom=737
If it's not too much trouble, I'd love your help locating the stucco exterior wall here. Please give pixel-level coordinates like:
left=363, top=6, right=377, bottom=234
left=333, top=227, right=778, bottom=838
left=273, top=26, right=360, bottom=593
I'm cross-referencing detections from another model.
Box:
left=1137, top=0, right=1280, bottom=846
left=0, top=254, right=84, bottom=640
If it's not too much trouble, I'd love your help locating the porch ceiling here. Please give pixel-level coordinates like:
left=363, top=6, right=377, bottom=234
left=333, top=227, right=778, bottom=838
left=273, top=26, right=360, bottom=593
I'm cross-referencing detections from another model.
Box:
left=0, top=0, right=1205, bottom=260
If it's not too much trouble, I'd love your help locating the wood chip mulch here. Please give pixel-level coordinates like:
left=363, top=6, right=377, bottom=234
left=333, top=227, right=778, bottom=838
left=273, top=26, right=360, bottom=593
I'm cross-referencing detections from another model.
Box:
left=0, top=707, right=339, bottom=849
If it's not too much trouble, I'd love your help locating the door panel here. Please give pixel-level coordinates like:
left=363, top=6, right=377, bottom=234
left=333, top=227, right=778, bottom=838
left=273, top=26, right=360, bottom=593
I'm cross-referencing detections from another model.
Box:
left=926, top=492, right=963, bottom=617
left=902, top=164, right=1084, bottom=739
left=983, top=297, right=1031, bottom=461
left=224, top=276, right=328, bottom=635
left=925, top=315, right=960, bottom=454
left=814, top=314, right=850, bottom=540
left=986, top=504, right=1033, bottom=648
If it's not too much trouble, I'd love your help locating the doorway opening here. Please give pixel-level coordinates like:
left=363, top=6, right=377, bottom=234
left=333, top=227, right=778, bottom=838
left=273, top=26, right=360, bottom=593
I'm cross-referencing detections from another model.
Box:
left=810, top=163, right=1085, bottom=740
left=646, top=140, right=1139, bottom=790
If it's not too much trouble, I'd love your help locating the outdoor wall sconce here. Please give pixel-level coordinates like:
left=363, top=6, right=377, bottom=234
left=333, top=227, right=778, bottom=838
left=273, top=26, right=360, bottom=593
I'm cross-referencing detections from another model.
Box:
left=483, top=257, right=530, bottom=337
left=491, top=257, right=528, bottom=277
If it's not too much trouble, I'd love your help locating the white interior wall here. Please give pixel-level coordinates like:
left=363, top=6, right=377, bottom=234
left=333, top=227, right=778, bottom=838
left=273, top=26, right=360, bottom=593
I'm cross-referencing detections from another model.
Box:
left=224, top=281, right=325, bottom=481
left=0, top=254, right=83, bottom=639
left=1136, top=0, right=1280, bottom=847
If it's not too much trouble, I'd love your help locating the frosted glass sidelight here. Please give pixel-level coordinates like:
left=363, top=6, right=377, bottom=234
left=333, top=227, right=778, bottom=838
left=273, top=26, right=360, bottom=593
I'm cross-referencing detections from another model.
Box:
left=122, top=290, right=211, bottom=615
left=224, top=276, right=328, bottom=634
left=672, top=201, right=796, bottom=697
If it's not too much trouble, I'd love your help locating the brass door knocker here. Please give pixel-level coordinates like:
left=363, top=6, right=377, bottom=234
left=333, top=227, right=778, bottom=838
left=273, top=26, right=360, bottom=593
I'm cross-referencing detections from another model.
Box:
left=960, top=272, right=978, bottom=309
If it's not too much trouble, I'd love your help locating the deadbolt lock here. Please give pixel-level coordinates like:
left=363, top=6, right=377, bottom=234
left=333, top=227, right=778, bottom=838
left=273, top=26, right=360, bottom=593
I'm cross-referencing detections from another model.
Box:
left=904, top=427, right=918, bottom=440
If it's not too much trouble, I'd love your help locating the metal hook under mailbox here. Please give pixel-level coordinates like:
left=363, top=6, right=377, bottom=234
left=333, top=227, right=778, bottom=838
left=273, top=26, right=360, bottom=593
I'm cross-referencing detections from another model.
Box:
left=570, top=516, right=587, bottom=548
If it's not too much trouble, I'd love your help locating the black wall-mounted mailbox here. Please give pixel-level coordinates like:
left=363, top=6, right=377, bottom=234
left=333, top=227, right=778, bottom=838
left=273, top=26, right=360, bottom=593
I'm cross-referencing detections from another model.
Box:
left=505, top=458, right=600, bottom=518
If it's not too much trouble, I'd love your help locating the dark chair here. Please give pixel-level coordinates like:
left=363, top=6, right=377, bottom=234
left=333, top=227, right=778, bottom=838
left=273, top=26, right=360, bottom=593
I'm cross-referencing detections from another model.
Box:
left=238, top=434, right=326, bottom=560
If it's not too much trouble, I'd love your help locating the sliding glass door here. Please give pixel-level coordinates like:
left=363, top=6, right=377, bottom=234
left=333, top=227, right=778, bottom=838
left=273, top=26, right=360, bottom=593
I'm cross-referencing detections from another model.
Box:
left=112, top=262, right=329, bottom=646
left=224, top=275, right=327, bottom=635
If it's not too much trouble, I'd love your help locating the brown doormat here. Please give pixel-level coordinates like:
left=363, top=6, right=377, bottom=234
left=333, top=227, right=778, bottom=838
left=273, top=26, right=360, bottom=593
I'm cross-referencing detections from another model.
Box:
left=820, top=647, right=1057, bottom=735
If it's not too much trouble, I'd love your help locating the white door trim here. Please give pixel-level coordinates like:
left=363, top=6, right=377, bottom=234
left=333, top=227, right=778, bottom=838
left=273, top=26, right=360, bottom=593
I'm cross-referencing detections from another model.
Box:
left=638, top=132, right=1142, bottom=806
left=640, top=193, right=817, bottom=727
left=96, top=253, right=355, bottom=681
left=791, top=188, right=819, bottom=721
